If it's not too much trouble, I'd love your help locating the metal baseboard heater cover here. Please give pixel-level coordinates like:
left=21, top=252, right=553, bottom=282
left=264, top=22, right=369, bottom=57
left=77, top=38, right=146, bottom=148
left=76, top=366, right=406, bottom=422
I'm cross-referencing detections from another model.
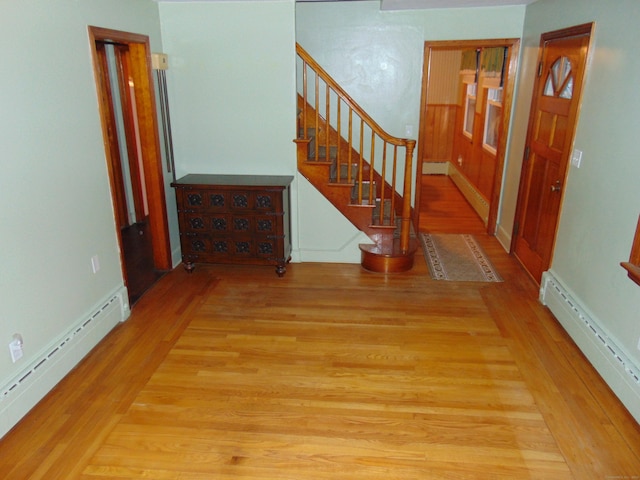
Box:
left=0, top=288, right=129, bottom=438
left=540, top=272, right=640, bottom=423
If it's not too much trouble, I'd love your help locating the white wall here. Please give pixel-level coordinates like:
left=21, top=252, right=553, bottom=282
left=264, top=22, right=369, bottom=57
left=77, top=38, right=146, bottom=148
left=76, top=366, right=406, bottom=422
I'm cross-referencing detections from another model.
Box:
left=157, top=1, right=526, bottom=264
left=159, top=1, right=297, bottom=178
left=295, top=1, right=525, bottom=261
left=158, top=0, right=314, bottom=260
left=0, top=0, right=165, bottom=434
left=503, top=0, right=640, bottom=400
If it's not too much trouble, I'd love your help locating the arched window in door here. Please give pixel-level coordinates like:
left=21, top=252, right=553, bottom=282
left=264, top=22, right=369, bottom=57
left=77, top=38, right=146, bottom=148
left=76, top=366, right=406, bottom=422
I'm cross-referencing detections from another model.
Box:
left=544, top=56, right=574, bottom=99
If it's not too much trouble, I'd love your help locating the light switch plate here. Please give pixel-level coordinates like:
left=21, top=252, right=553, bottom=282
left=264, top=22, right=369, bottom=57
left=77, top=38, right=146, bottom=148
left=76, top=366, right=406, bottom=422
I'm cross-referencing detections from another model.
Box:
left=571, top=148, right=583, bottom=168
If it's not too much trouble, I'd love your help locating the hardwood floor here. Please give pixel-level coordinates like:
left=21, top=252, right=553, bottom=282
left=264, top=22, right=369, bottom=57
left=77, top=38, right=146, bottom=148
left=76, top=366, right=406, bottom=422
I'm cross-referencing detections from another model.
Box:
left=418, top=174, right=487, bottom=235
left=1, top=175, right=639, bottom=479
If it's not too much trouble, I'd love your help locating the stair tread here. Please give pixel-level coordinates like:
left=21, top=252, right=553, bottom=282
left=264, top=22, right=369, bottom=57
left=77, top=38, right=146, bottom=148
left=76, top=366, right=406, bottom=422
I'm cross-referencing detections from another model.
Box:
left=369, top=222, right=397, bottom=229
left=304, top=160, right=333, bottom=165
left=347, top=202, right=375, bottom=208
left=329, top=179, right=356, bottom=186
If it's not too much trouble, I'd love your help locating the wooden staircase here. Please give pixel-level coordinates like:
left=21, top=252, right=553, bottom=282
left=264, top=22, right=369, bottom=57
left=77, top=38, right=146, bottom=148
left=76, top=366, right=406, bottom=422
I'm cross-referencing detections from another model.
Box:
left=294, top=43, right=417, bottom=273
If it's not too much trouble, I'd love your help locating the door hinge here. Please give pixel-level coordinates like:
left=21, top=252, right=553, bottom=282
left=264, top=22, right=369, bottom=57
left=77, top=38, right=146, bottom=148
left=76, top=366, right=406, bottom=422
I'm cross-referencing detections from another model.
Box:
left=524, top=146, right=530, bottom=161
left=537, top=61, right=543, bottom=77
left=513, top=221, right=519, bottom=236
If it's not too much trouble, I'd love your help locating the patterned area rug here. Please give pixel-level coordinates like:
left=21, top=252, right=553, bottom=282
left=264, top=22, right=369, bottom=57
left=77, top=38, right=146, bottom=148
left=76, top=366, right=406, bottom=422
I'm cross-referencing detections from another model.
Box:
left=420, top=233, right=503, bottom=282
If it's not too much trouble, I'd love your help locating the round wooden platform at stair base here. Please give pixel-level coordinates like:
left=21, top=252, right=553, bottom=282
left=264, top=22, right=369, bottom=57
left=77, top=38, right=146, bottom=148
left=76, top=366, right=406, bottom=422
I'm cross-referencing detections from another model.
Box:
left=359, top=238, right=418, bottom=274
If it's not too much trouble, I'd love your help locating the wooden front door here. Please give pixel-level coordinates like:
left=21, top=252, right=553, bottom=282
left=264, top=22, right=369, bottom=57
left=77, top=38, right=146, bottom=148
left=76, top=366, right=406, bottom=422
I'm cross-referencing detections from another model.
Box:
left=513, top=24, right=592, bottom=283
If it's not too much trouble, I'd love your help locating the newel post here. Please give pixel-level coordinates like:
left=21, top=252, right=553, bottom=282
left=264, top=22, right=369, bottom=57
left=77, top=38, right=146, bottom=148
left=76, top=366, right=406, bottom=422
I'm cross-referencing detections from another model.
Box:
left=400, top=140, right=415, bottom=253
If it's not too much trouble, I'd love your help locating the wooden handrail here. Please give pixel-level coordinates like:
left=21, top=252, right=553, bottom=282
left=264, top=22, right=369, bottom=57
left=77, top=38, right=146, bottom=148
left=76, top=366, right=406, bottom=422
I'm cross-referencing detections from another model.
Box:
left=297, top=44, right=410, bottom=147
left=296, top=43, right=416, bottom=253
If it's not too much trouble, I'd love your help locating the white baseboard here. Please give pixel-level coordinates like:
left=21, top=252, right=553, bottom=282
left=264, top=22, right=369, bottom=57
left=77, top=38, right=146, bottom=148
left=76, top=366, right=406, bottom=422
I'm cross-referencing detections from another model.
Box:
left=448, top=166, right=489, bottom=226
left=297, top=231, right=369, bottom=264
left=422, top=162, right=450, bottom=175
left=495, top=223, right=512, bottom=253
left=540, top=271, right=640, bottom=423
left=0, top=286, right=130, bottom=438
left=172, top=245, right=183, bottom=269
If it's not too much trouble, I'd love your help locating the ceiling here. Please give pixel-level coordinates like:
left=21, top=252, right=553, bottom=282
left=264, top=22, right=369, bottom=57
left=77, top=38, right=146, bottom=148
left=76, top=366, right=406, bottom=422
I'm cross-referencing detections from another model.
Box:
left=297, top=0, right=538, bottom=11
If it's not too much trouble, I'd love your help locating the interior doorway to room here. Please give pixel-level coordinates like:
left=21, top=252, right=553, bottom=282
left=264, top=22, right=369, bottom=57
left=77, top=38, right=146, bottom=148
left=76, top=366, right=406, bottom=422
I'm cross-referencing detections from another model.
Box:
left=88, top=26, right=172, bottom=305
left=414, top=39, right=519, bottom=236
left=513, top=23, right=593, bottom=283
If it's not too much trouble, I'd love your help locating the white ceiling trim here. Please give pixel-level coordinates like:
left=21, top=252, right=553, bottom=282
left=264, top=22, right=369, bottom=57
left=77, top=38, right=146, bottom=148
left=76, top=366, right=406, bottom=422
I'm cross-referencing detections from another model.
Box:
left=155, top=0, right=538, bottom=4
left=152, top=0, right=538, bottom=8
left=379, top=0, right=537, bottom=10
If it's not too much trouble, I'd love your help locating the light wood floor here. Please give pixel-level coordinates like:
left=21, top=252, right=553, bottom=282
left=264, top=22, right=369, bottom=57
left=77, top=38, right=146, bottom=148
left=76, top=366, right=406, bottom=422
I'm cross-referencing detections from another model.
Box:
left=1, top=175, right=639, bottom=479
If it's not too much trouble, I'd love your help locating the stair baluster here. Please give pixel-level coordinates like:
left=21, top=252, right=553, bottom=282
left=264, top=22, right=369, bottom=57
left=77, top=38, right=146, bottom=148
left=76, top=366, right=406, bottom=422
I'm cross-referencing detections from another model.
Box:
left=294, top=43, right=417, bottom=272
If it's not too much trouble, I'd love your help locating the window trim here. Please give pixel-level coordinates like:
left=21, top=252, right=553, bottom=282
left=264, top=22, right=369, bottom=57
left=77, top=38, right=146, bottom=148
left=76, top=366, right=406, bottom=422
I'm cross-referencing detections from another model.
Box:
left=482, top=86, right=503, bottom=154
left=462, top=82, right=477, bottom=139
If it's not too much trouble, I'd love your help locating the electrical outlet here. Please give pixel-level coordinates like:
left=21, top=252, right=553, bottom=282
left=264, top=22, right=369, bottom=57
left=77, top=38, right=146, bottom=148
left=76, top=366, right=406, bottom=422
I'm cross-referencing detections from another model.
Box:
left=405, top=124, right=414, bottom=137
left=9, top=334, right=23, bottom=363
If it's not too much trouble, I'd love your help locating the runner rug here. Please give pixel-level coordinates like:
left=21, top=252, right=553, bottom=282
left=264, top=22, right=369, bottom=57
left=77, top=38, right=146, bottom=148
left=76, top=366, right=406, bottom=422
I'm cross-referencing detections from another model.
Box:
left=420, top=233, right=503, bottom=282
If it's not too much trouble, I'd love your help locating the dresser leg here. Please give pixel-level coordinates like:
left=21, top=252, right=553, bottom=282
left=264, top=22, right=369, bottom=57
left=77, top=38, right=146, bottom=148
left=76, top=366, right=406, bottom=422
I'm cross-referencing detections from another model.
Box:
left=275, top=256, right=291, bottom=277
left=183, top=261, right=195, bottom=273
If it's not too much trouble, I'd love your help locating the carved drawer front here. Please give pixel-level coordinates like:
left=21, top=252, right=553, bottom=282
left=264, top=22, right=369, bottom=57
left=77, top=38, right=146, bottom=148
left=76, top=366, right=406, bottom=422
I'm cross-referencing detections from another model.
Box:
left=183, top=213, right=238, bottom=234
left=231, top=215, right=252, bottom=234
left=207, top=192, right=227, bottom=209
left=210, top=238, right=230, bottom=255
left=210, top=214, right=230, bottom=232
left=254, top=192, right=277, bottom=212
left=183, top=190, right=205, bottom=209
left=182, top=234, right=211, bottom=255
left=229, top=191, right=252, bottom=211
left=230, top=238, right=254, bottom=257
left=181, top=190, right=229, bottom=211
left=255, top=215, right=277, bottom=234
left=225, top=191, right=279, bottom=212
left=183, top=213, right=209, bottom=233
left=256, top=238, right=277, bottom=258
left=181, top=234, right=269, bottom=259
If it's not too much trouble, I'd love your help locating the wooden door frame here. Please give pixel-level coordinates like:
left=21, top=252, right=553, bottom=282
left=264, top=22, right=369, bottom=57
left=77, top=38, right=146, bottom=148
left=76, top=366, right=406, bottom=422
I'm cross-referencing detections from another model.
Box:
left=415, top=38, right=520, bottom=235
left=511, top=23, right=594, bottom=265
left=88, top=26, right=172, bottom=272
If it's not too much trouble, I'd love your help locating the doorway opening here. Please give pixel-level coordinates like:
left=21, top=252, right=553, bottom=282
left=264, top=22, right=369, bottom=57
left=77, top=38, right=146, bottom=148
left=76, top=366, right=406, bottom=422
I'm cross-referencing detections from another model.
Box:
left=415, top=39, right=520, bottom=236
left=88, top=26, right=172, bottom=305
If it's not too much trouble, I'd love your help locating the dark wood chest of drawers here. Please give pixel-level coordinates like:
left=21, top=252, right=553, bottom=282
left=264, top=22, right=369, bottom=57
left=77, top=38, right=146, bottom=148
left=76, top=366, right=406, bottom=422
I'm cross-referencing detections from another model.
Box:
left=172, top=174, right=293, bottom=276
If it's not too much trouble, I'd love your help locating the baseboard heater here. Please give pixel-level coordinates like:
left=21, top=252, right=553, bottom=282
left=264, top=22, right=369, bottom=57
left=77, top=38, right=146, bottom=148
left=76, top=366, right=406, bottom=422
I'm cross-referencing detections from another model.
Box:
left=540, top=272, right=640, bottom=423
left=0, top=287, right=129, bottom=438
left=447, top=165, right=489, bottom=226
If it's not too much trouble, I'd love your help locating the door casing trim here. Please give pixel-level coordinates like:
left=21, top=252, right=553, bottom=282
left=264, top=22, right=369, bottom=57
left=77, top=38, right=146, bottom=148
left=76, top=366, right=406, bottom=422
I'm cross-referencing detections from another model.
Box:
left=88, top=26, right=172, bottom=279
left=415, top=38, right=520, bottom=236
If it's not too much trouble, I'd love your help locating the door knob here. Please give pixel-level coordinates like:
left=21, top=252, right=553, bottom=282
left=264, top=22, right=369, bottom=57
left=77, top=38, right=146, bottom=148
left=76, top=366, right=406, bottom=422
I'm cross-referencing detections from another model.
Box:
left=550, top=180, right=562, bottom=192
